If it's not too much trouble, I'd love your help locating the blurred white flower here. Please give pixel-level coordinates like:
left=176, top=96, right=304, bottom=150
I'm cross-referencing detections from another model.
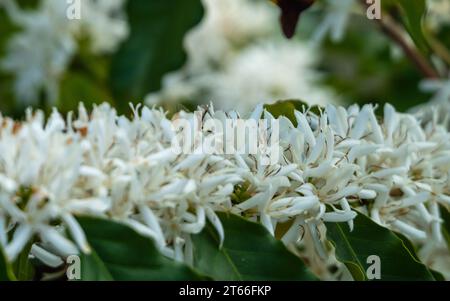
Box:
left=201, top=42, right=335, bottom=113
left=185, top=0, right=276, bottom=71
left=420, top=75, right=450, bottom=104
left=75, top=0, right=129, bottom=54
left=0, top=0, right=129, bottom=105
left=146, top=0, right=338, bottom=114
left=426, top=0, right=450, bottom=29
left=1, top=0, right=76, bottom=105
left=313, top=0, right=356, bottom=43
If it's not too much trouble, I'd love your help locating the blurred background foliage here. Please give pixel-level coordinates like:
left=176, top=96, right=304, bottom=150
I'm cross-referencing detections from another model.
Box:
left=0, top=0, right=449, bottom=118
left=298, top=11, right=429, bottom=112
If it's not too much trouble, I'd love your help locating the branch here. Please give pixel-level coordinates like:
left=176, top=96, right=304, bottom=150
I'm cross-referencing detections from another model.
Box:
left=360, top=1, right=440, bottom=79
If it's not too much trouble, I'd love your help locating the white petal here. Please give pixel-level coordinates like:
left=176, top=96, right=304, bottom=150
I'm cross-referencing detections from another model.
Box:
left=174, top=237, right=184, bottom=262
left=392, top=220, right=427, bottom=241
left=322, top=211, right=357, bottom=223
left=5, top=223, right=32, bottom=261
left=62, top=213, right=90, bottom=254
left=180, top=206, right=205, bottom=234
left=295, top=111, right=316, bottom=146
left=39, top=227, right=79, bottom=257
left=399, top=192, right=430, bottom=208
left=358, top=189, right=377, bottom=200
left=260, top=212, right=274, bottom=236
left=205, top=207, right=224, bottom=248
left=30, top=244, right=64, bottom=268
left=281, top=217, right=304, bottom=245
left=66, top=198, right=111, bottom=214
left=0, top=213, right=7, bottom=247
left=237, top=186, right=275, bottom=211
left=371, top=167, right=408, bottom=178
left=307, top=222, right=326, bottom=259
left=139, top=205, right=165, bottom=246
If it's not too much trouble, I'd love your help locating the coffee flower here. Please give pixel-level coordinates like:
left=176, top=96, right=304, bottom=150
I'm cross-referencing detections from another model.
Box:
left=0, top=102, right=449, bottom=271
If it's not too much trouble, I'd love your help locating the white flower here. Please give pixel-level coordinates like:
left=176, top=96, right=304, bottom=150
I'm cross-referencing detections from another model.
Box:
left=185, top=0, right=276, bottom=70
left=1, top=0, right=76, bottom=104
left=420, top=75, right=450, bottom=104
left=146, top=0, right=338, bottom=114
left=313, top=0, right=356, bottom=43
left=0, top=0, right=129, bottom=105
left=73, top=0, right=129, bottom=54
left=201, top=42, right=336, bottom=113
left=0, top=109, right=100, bottom=261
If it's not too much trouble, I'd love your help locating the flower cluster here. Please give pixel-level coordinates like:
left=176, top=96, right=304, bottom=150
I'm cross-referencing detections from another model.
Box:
left=0, top=0, right=128, bottom=105
left=0, top=102, right=449, bottom=277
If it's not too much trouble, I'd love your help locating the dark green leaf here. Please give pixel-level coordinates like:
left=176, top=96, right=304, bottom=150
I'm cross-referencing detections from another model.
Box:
left=430, top=269, right=446, bottom=281
left=264, top=99, right=321, bottom=126
left=393, top=231, right=445, bottom=280
left=396, top=0, right=429, bottom=52
left=58, top=72, right=114, bottom=114
left=192, top=212, right=317, bottom=281
left=326, top=212, right=437, bottom=281
left=13, top=242, right=34, bottom=281
left=440, top=204, right=450, bottom=253
left=110, top=0, right=204, bottom=109
left=78, top=216, right=207, bottom=281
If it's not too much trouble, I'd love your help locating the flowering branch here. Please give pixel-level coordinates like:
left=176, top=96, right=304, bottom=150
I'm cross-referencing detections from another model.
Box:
left=0, top=101, right=449, bottom=280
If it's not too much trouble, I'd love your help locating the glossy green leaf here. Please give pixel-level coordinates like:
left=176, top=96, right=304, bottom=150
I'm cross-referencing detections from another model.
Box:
left=393, top=231, right=445, bottom=281
left=396, top=0, right=429, bottom=52
left=110, top=0, right=204, bottom=109
left=192, top=212, right=317, bottom=281
left=326, top=212, right=437, bottom=281
left=78, top=216, right=207, bottom=281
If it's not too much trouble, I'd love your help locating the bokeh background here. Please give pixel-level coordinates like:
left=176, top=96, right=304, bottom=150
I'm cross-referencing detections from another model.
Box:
left=0, top=0, right=449, bottom=118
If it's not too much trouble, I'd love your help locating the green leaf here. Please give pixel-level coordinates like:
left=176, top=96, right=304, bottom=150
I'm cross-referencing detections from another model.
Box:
left=58, top=72, right=114, bottom=115
left=0, top=247, right=16, bottom=281
left=430, top=268, right=446, bottom=281
left=110, top=0, right=204, bottom=109
left=264, top=99, right=321, bottom=126
left=13, top=242, right=34, bottom=281
left=440, top=204, right=450, bottom=253
left=326, top=212, right=437, bottom=281
left=192, top=212, right=317, bottom=281
left=77, top=216, right=207, bottom=281
left=396, top=0, right=429, bottom=52
left=393, top=231, right=445, bottom=281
